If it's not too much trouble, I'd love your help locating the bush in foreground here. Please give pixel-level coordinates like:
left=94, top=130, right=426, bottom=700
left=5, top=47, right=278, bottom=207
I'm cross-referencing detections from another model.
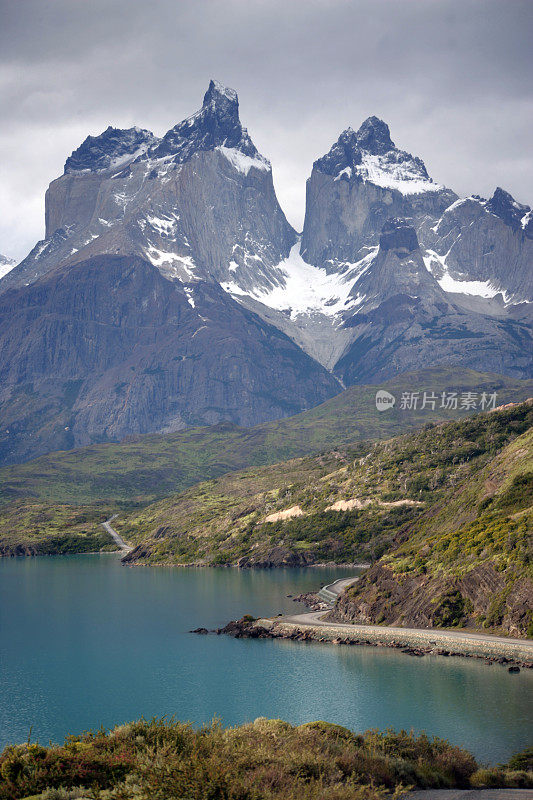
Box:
left=0, top=718, right=531, bottom=800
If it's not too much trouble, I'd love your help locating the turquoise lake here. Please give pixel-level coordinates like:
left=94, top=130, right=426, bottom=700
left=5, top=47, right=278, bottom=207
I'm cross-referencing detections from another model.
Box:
left=0, top=554, right=531, bottom=763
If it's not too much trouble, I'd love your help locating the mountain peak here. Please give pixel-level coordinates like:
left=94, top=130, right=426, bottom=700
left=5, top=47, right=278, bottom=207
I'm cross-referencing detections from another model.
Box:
left=313, top=119, right=437, bottom=195
left=64, top=126, right=156, bottom=174
left=313, top=128, right=362, bottom=176
left=356, top=116, right=394, bottom=154
left=150, top=80, right=259, bottom=162
left=203, top=79, right=238, bottom=106
left=487, top=187, right=531, bottom=234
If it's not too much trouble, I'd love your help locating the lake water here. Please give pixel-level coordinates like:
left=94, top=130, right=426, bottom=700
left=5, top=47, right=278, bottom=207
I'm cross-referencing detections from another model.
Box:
left=1, top=554, right=531, bottom=763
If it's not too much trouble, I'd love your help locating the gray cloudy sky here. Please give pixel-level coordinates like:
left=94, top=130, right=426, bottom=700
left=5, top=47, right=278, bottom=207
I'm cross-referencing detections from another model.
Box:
left=1, top=0, right=532, bottom=260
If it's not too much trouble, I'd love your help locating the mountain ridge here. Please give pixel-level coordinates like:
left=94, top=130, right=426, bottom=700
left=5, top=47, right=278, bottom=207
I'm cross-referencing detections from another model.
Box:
left=0, top=80, right=531, bottom=464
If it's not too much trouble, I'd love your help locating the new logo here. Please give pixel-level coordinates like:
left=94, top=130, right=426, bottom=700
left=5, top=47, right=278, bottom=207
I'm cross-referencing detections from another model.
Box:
left=375, top=390, right=396, bottom=412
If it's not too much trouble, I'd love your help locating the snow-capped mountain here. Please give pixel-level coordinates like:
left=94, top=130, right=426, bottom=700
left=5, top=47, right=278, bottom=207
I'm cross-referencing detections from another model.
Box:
left=0, top=254, right=16, bottom=280
left=1, top=79, right=296, bottom=296
left=0, top=81, right=531, bottom=465
left=220, top=116, right=531, bottom=371
left=300, top=117, right=457, bottom=271
left=422, top=188, right=533, bottom=306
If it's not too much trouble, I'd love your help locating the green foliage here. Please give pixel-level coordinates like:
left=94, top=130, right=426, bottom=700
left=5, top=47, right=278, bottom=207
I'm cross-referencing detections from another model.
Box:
left=433, top=591, right=468, bottom=628
left=0, top=501, right=118, bottom=556
left=506, top=746, right=533, bottom=772
left=492, top=472, right=533, bottom=511
left=254, top=505, right=419, bottom=564
left=3, top=717, right=522, bottom=800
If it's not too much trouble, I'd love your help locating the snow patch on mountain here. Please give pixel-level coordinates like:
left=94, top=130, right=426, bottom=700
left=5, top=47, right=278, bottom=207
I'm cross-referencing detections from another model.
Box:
left=423, top=250, right=500, bottom=299
left=438, top=273, right=500, bottom=299
left=222, top=242, right=376, bottom=320
left=144, top=247, right=196, bottom=279
left=355, top=152, right=442, bottom=195
left=218, top=146, right=270, bottom=174
left=0, top=254, right=16, bottom=280
left=183, top=286, right=196, bottom=308
left=146, top=213, right=180, bottom=236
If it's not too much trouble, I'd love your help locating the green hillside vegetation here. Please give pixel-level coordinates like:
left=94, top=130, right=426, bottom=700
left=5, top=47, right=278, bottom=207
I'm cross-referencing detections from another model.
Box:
left=0, top=501, right=117, bottom=557
left=1, top=368, right=530, bottom=505
left=116, top=445, right=424, bottom=567
left=115, top=401, right=532, bottom=587
left=1, top=717, right=531, bottom=800
left=332, top=411, right=533, bottom=636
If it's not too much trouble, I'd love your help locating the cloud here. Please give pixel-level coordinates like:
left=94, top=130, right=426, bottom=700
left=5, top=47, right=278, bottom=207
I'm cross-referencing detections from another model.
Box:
left=1, top=0, right=532, bottom=259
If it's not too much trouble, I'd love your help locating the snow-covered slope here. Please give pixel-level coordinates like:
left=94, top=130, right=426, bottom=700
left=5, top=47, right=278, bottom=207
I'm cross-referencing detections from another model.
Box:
left=422, top=190, right=533, bottom=305
left=0, top=254, right=16, bottom=280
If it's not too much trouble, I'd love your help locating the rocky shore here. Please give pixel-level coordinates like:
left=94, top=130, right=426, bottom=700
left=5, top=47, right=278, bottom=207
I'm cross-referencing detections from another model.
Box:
left=215, top=616, right=533, bottom=669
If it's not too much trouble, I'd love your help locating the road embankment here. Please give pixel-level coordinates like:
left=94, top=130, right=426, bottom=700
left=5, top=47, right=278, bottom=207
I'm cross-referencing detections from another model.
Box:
left=220, top=613, right=533, bottom=668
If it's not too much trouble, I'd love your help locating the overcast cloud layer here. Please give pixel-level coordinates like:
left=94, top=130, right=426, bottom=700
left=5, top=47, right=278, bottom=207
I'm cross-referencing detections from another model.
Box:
left=1, top=0, right=532, bottom=260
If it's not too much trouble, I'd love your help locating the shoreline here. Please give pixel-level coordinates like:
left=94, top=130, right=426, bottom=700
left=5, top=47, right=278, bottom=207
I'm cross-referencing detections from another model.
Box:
left=219, top=615, right=533, bottom=668
left=121, top=558, right=369, bottom=569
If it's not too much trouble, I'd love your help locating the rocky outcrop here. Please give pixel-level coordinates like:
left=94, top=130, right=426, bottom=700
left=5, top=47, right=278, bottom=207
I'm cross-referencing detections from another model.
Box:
left=329, top=561, right=533, bottom=638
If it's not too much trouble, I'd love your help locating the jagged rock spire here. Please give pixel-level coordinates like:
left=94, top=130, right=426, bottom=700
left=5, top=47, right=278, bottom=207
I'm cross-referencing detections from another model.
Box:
left=355, top=116, right=394, bottom=154
left=150, top=79, right=259, bottom=162
left=487, top=187, right=531, bottom=234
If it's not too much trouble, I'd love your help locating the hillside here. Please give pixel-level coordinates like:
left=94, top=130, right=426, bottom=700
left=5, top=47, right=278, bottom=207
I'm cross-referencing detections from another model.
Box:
left=0, top=500, right=116, bottom=557
left=114, top=402, right=532, bottom=633
left=331, top=418, right=533, bottom=637
left=1, top=367, right=531, bottom=506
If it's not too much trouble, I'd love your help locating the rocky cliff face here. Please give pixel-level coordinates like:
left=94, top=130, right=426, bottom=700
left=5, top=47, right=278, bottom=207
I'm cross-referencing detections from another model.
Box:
left=335, top=219, right=531, bottom=384
left=331, top=561, right=532, bottom=637
left=423, top=189, right=533, bottom=303
left=0, top=253, right=339, bottom=464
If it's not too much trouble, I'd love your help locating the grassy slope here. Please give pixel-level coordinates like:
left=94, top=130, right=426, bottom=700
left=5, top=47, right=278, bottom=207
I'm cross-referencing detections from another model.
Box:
left=116, top=402, right=532, bottom=587
left=332, top=410, right=533, bottom=636
left=1, top=367, right=530, bottom=505
left=1, top=718, right=531, bottom=800
left=0, top=501, right=117, bottom=557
